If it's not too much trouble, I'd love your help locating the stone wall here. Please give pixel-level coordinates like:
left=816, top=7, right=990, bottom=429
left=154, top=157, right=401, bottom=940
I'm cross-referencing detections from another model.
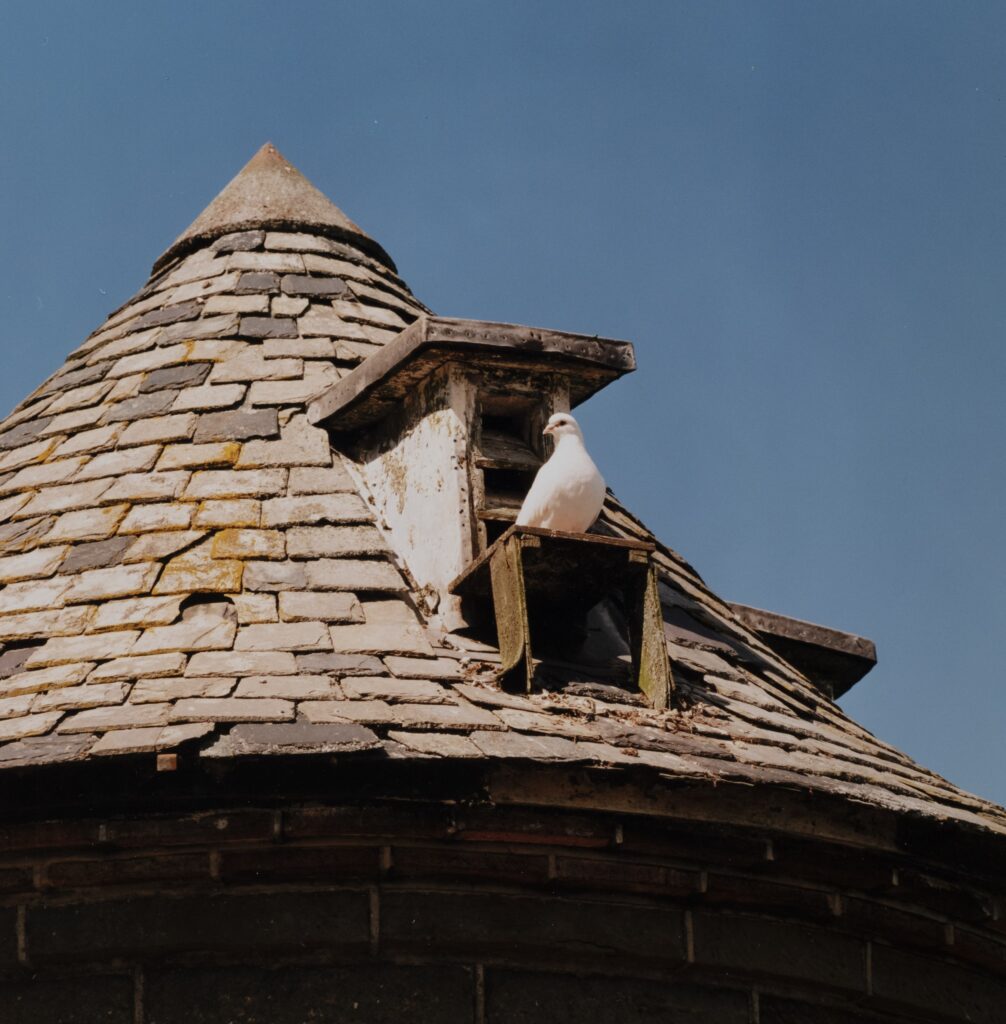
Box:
left=0, top=797, right=1004, bottom=1022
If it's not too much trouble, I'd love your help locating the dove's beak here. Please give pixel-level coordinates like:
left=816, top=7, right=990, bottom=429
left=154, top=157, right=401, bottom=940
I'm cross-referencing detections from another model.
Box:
left=542, top=424, right=555, bottom=436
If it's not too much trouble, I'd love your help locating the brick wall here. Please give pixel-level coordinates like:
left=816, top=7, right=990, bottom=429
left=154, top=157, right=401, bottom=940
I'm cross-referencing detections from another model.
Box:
left=0, top=799, right=1004, bottom=1023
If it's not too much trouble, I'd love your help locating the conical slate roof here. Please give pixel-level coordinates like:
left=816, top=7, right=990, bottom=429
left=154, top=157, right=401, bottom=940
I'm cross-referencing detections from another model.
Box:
left=154, top=143, right=396, bottom=274
left=0, top=146, right=1003, bottom=841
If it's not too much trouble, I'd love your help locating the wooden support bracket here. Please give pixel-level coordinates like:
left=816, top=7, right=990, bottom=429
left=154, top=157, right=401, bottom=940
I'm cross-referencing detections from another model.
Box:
left=452, top=526, right=672, bottom=708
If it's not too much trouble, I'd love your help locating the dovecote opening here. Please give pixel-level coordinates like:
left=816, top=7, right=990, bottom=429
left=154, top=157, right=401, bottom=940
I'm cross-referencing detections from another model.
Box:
left=450, top=525, right=673, bottom=708
left=474, top=395, right=547, bottom=549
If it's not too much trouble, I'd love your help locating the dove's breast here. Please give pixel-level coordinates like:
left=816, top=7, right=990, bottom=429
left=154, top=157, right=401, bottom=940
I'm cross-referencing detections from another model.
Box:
left=518, top=447, right=605, bottom=533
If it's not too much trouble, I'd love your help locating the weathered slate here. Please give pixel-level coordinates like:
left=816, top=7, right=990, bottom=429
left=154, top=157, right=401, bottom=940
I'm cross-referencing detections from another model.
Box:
left=193, top=409, right=279, bottom=443
left=281, top=274, right=350, bottom=298
left=239, top=316, right=298, bottom=339
left=140, top=362, right=213, bottom=393
left=201, top=721, right=380, bottom=758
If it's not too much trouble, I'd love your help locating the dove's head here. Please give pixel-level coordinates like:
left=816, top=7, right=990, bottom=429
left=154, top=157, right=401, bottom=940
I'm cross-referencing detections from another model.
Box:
left=542, top=412, right=583, bottom=442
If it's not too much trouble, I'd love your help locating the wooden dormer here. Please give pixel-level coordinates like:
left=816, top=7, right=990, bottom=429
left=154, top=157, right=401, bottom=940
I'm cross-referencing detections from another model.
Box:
left=309, top=316, right=635, bottom=599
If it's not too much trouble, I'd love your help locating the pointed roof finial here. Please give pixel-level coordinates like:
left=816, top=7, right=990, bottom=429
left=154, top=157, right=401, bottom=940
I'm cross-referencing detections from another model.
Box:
left=153, top=143, right=395, bottom=273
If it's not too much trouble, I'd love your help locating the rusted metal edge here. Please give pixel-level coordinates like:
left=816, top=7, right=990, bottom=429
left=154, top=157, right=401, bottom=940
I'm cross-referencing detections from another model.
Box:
left=308, top=316, right=637, bottom=429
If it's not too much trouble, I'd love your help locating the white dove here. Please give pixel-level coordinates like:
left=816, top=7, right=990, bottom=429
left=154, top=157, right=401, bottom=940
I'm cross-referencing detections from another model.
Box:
left=515, top=412, right=606, bottom=533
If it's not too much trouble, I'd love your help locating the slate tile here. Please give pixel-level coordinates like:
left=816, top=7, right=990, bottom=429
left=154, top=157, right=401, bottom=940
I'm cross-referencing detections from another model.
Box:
left=192, top=499, right=260, bottom=528
left=89, top=595, right=183, bottom=631
left=261, top=494, right=367, bottom=527
left=171, top=384, right=246, bottom=412
left=202, top=721, right=378, bottom=758
left=193, top=409, right=279, bottom=443
left=0, top=646, right=37, bottom=679
left=233, top=675, right=336, bottom=699
left=160, top=254, right=229, bottom=289
left=211, top=351, right=302, bottom=384
left=0, top=520, right=56, bottom=552
left=139, top=362, right=213, bottom=393
left=385, top=656, right=461, bottom=680
left=64, top=562, right=162, bottom=603
left=185, top=651, right=297, bottom=676
left=288, top=465, right=356, bottom=494
left=0, top=545, right=67, bottom=582
left=305, top=559, right=405, bottom=592
left=34, top=681, right=130, bottom=712
left=75, top=444, right=161, bottom=480
left=0, top=417, right=55, bottom=450
left=57, top=703, right=171, bottom=733
left=232, top=593, right=277, bottom=623
left=89, top=652, right=186, bottom=682
left=204, top=294, right=269, bottom=315
left=132, top=677, right=235, bottom=703
left=184, top=468, right=287, bottom=499
left=240, top=560, right=307, bottom=592
left=271, top=296, right=309, bottom=316
left=249, top=373, right=339, bottom=408
left=387, top=731, right=485, bottom=758
left=170, top=697, right=294, bottom=723
left=212, top=230, right=265, bottom=254
left=118, top=413, right=197, bottom=447
left=58, top=536, right=134, bottom=575
left=43, top=506, right=125, bottom=543
left=234, top=621, right=329, bottom=651
left=0, top=711, right=63, bottom=741
left=296, top=652, right=385, bottom=676
left=281, top=275, right=350, bottom=298
left=159, top=313, right=238, bottom=344
left=0, top=608, right=93, bottom=643
left=300, top=700, right=393, bottom=725
left=104, top=391, right=178, bottom=422
left=341, top=677, right=453, bottom=704
left=392, top=703, right=503, bottom=732
left=133, top=301, right=202, bottom=330
left=0, top=733, right=93, bottom=767
left=468, top=731, right=586, bottom=758
left=235, top=271, right=279, bottom=295
left=239, top=316, right=298, bottom=339
left=265, top=231, right=340, bottom=253
left=278, top=591, right=363, bottom=623
left=53, top=423, right=124, bottom=456
left=228, top=252, right=304, bottom=273
left=0, top=662, right=95, bottom=697
left=169, top=271, right=240, bottom=305
left=156, top=442, right=240, bottom=471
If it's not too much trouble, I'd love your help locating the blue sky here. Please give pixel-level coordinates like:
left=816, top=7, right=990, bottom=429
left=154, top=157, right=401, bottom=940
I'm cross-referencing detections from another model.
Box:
left=2, top=1, right=1004, bottom=801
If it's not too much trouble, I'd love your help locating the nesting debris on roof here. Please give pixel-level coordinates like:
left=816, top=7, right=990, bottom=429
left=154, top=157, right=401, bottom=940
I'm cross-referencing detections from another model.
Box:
left=0, top=145, right=1002, bottom=843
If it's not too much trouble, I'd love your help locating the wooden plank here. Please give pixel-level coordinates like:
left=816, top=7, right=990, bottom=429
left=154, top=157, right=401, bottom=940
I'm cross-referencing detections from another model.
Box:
left=630, top=563, right=673, bottom=710
left=489, top=535, right=534, bottom=692
left=451, top=525, right=654, bottom=599
left=475, top=429, right=542, bottom=471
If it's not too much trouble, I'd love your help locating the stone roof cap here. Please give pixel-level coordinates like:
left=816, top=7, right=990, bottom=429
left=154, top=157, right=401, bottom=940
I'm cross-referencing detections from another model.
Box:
left=153, top=143, right=396, bottom=275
